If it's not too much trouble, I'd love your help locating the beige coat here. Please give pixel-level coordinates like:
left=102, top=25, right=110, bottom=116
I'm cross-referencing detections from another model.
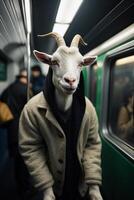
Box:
left=19, top=92, right=102, bottom=196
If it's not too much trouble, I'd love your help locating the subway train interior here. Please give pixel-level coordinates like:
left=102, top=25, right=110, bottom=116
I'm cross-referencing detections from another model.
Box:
left=0, top=0, right=134, bottom=200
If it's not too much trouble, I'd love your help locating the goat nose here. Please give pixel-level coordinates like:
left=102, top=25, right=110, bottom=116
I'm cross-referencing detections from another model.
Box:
left=64, top=77, right=76, bottom=85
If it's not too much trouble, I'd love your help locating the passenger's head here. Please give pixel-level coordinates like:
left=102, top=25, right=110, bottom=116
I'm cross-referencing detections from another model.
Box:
left=17, top=68, right=27, bottom=84
left=31, top=65, right=42, bottom=77
left=20, top=68, right=27, bottom=77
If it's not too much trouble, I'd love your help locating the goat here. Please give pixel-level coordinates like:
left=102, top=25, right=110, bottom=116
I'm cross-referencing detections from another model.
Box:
left=19, top=32, right=103, bottom=200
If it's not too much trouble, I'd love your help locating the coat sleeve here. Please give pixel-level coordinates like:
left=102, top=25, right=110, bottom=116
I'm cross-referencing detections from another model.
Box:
left=19, top=104, right=54, bottom=191
left=83, top=101, right=102, bottom=185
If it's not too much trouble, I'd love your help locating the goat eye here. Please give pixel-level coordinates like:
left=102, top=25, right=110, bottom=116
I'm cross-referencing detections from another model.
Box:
left=51, top=60, right=59, bottom=66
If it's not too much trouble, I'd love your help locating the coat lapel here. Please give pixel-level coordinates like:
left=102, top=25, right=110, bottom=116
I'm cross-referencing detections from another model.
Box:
left=37, top=92, right=65, bottom=137
left=45, top=109, right=65, bottom=136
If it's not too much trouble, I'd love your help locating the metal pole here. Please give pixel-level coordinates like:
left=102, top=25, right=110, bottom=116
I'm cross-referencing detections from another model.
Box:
left=26, top=32, right=31, bottom=101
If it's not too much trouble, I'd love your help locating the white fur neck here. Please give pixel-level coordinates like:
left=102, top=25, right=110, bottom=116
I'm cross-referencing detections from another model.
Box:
left=55, top=88, right=73, bottom=112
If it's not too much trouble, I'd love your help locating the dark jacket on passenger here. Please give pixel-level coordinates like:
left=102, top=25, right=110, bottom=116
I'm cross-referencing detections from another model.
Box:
left=31, top=75, right=46, bottom=95
left=1, top=79, right=27, bottom=155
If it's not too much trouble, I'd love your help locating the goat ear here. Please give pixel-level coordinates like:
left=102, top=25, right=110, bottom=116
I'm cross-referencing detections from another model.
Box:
left=83, top=56, right=97, bottom=66
left=33, top=50, right=52, bottom=65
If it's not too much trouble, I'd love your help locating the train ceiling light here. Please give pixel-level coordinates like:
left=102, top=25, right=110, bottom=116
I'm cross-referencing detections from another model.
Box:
left=52, top=0, right=83, bottom=36
left=24, top=0, right=31, bottom=33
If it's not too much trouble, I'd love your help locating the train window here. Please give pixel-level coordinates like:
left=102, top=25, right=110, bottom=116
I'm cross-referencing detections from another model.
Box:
left=89, top=63, right=98, bottom=106
left=108, top=55, right=134, bottom=147
left=0, top=59, right=7, bottom=81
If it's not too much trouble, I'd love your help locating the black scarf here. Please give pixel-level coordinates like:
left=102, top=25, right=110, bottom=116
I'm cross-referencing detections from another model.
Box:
left=43, top=68, right=86, bottom=199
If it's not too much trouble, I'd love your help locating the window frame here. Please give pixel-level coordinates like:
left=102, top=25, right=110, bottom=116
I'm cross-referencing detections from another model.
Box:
left=100, top=40, right=134, bottom=160
left=88, top=62, right=98, bottom=106
left=0, top=54, right=8, bottom=81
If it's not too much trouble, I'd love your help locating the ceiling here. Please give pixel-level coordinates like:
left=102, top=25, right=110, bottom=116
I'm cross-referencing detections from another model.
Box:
left=31, top=0, right=134, bottom=55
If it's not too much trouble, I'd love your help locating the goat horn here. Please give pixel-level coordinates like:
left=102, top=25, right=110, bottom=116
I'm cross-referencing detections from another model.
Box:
left=38, top=32, right=66, bottom=47
left=70, top=34, right=87, bottom=47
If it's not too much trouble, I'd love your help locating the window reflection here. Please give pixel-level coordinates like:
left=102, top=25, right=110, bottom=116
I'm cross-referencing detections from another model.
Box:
left=109, top=55, right=134, bottom=147
left=117, top=89, right=134, bottom=144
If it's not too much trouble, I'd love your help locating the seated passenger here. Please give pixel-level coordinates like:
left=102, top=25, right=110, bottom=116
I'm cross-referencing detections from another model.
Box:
left=117, top=88, right=134, bottom=145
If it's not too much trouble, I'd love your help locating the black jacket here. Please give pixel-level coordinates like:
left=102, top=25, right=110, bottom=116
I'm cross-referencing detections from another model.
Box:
left=0, top=79, right=27, bottom=156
